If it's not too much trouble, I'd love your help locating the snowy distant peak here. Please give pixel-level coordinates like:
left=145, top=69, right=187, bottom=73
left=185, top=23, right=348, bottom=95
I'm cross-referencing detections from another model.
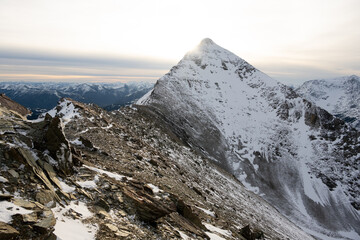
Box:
left=296, top=75, right=360, bottom=130
left=349, top=74, right=360, bottom=82
left=0, top=81, right=154, bottom=116
left=300, top=75, right=359, bottom=88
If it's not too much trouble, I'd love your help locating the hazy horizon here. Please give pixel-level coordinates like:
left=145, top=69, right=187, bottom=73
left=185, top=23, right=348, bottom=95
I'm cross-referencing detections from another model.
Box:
left=1, top=0, right=359, bottom=86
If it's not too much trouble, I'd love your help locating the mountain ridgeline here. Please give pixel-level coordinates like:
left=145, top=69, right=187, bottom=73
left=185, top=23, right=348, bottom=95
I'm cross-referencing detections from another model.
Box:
left=137, top=38, right=360, bottom=239
left=296, top=75, right=360, bottom=130
left=0, top=82, right=154, bottom=119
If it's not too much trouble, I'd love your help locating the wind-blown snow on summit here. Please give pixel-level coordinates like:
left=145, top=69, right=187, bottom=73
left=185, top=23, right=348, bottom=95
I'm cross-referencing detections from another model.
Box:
left=296, top=75, right=360, bottom=130
left=137, top=39, right=360, bottom=239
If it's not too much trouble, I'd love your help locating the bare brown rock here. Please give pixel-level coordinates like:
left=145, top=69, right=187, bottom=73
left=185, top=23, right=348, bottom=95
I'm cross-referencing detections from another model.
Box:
left=122, top=184, right=173, bottom=222
left=0, top=93, right=31, bottom=118
left=35, top=189, right=55, bottom=208
left=0, top=221, right=19, bottom=240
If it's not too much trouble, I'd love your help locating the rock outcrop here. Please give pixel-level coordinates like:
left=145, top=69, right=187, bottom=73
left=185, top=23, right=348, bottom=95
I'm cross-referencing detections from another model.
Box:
left=0, top=221, right=19, bottom=240
left=0, top=93, right=31, bottom=118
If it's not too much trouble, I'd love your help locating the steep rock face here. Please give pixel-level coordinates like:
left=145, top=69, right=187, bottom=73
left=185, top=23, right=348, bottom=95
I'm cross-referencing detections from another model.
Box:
left=0, top=93, right=31, bottom=119
left=137, top=39, right=360, bottom=239
left=296, top=75, right=360, bottom=130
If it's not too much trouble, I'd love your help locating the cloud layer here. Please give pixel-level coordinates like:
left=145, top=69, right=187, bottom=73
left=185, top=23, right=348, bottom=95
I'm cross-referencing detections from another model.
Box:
left=0, top=48, right=174, bottom=82
left=0, top=0, right=359, bottom=85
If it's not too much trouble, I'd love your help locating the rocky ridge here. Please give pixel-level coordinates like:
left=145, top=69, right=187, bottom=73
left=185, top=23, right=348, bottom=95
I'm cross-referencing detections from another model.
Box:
left=0, top=93, right=31, bottom=119
left=0, top=97, right=313, bottom=239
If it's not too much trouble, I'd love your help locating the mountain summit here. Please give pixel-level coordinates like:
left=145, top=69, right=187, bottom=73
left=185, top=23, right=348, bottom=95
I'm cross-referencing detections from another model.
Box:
left=138, top=39, right=360, bottom=239
left=198, top=37, right=215, bottom=46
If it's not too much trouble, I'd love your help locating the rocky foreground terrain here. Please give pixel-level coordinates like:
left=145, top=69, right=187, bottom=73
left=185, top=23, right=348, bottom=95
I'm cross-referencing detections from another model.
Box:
left=0, top=94, right=313, bottom=239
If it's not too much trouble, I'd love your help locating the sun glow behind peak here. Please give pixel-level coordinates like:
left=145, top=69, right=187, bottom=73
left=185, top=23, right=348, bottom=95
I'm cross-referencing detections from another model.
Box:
left=0, top=0, right=359, bottom=84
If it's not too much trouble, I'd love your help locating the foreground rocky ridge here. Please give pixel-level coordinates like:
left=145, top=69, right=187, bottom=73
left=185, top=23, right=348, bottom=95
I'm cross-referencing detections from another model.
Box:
left=0, top=97, right=312, bottom=239
left=138, top=39, right=360, bottom=239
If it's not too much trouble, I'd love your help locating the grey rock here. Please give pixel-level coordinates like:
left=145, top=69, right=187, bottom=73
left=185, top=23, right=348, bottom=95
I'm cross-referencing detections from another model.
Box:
left=33, top=211, right=56, bottom=231
left=8, top=169, right=19, bottom=178
left=94, top=198, right=110, bottom=212
left=35, top=190, right=55, bottom=208
left=22, top=212, right=38, bottom=223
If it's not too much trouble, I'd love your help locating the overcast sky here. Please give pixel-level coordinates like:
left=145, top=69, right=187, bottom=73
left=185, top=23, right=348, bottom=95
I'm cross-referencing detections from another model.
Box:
left=0, top=0, right=359, bottom=85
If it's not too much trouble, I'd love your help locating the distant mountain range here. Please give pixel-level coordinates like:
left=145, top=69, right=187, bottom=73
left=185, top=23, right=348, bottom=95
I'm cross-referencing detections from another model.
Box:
left=296, top=75, right=360, bottom=130
left=0, top=82, right=154, bottom=119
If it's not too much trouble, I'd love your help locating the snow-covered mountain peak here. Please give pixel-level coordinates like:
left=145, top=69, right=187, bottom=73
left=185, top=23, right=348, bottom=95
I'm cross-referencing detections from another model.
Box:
left=199, top=37, right=215, bottom=46
left=188, top=38, right=221, bottom=56
left=183, top=38, right=247, bottom=68
left=158, top=38, right=280, bottom=96
left=138, top=40, right=360, bottom=239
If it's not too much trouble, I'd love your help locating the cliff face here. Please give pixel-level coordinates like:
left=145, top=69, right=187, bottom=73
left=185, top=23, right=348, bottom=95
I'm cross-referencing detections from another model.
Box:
left=0, top=93, right=31, bottom=119
left=138, top=39, right=360, bottom=239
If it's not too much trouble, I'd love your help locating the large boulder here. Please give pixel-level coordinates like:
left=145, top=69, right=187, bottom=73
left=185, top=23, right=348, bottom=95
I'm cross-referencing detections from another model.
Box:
left=44, top=115, right=73, bottom=175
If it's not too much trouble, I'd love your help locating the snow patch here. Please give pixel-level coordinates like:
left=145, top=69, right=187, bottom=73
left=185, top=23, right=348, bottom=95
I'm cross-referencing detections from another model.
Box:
left=84, top=165, right=129, bottom=181
left=196, top=206, right=216, bottom=217
left=0, top=200, right=33, bottom=223
left=76, top=176, right=98, bottom=190
left=59, top=180, right=75, bottom=193
left=42, top=99, right=81, bottom=124
left=69, top=138, right=83, bottom=146
left=0, top=176, right=8, bottom=183
left=54, top=201, right=97, bottom=240
left=206, top=231, right=227, bottom=240
left=178, top=230, right=191, bottom=240
left=204, top=223, right=231, bottom=238
left=147, top=183, right=161, bottom=193
left=101, top=124, right=113, bottom=130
